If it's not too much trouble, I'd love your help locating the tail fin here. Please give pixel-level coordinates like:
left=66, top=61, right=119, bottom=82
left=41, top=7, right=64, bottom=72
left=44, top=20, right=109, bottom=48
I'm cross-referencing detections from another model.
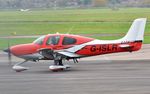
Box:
left=121, top=18, right=147, bottom=42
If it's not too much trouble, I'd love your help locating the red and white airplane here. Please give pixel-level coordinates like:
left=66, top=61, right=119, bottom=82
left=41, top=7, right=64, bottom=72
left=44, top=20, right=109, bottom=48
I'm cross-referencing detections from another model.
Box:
left=4, top=18, right=147, bottom=72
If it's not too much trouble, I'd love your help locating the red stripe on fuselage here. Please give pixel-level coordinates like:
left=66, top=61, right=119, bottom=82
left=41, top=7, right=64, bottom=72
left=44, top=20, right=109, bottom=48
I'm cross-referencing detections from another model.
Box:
left=76, top=41, right=142, bottom=56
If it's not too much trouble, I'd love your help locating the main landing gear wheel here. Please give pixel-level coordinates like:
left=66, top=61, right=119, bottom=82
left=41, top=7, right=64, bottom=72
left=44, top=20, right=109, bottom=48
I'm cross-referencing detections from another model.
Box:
left=49, top=65, right=71, bottom=72
left=49, top=59, right=71, bottom=72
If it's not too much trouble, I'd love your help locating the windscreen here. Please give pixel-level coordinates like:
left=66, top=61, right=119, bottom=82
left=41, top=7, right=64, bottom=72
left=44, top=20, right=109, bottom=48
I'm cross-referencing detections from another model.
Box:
left=33, top=35, right=45, bottom=45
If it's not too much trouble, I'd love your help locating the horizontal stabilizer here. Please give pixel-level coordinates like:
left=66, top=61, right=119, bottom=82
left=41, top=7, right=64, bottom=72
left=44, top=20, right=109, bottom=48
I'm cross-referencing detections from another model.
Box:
left=119, top=44, right=133, bottom=48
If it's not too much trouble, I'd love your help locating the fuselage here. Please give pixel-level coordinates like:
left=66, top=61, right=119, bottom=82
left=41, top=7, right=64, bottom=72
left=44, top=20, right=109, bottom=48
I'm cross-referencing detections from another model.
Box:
left=8, top=34, right=142, bottom=61
left=10, top=34, right=93, bottom=60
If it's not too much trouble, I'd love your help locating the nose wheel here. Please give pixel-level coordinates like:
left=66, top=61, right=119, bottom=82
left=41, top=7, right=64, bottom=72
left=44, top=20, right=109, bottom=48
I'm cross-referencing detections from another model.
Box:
left=12, top=60, right=29, bottom=72
left=12, top=65, right=29, bottom=72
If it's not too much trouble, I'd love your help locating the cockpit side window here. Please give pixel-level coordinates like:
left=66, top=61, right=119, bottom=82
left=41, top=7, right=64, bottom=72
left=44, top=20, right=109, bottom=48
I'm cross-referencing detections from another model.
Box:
left=33, top=35, right=45, bottom=45
left=46, top=36, right=60, bottom=45
left=62, top=37, right=77, bottom=45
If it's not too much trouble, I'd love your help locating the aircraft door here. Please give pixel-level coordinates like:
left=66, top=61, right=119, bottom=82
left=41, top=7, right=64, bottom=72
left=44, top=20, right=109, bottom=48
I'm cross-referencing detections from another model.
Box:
left=46, top=36, right=62, bottom=50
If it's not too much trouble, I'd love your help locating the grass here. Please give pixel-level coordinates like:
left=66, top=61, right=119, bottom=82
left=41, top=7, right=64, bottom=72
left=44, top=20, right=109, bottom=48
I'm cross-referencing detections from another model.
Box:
left=0, top=22, right=150, bottom=36
left=0, top=8, right=150, bottom=36
left=0, top=8, right=150, bottom=49
left=0, top=38, right=36, bottom=50
left=0, top=22, right=130, bottom=35
left=0, top=8, right=150, bottom=22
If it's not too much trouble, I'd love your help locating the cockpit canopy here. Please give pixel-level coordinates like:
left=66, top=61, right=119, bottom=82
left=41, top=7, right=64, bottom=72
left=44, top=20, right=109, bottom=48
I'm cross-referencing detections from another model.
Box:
left=33, top=35, right=60, bottom=45
left=46, top=36, right=60, bottom=45
left=33, top=34, right=93, bottom=46
left=33, top=35, right=45, bottom=45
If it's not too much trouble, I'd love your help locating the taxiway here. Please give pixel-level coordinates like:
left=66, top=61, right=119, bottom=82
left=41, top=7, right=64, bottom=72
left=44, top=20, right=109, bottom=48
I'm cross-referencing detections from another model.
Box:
left=0, top=44, right=150, bottom=94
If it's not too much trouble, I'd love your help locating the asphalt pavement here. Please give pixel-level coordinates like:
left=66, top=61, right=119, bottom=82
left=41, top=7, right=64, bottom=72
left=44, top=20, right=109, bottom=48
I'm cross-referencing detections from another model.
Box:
left=0, top=44, right=150, bottom=94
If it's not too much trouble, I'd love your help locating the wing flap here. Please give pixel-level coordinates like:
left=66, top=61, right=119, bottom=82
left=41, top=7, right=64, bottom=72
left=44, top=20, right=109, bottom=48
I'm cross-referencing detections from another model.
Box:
left=58, top=51, right=81, bottom=57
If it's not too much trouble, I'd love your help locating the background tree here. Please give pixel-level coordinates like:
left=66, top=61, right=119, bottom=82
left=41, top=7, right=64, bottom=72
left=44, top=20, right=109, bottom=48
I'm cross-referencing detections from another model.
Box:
left=92, top=0, right=107, bottom=7
left=0, top=0, right=149, bottom=9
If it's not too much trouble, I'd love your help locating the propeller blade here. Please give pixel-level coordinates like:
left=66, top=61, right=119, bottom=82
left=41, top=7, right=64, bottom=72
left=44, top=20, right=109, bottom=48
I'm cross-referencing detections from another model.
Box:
left=3, top=39, right=12, bottom=66
left=7, top=39, right=12, bottom=65
left=3, top=48, right=12, bottom=65
left=8, top=48, right=12, bottom=65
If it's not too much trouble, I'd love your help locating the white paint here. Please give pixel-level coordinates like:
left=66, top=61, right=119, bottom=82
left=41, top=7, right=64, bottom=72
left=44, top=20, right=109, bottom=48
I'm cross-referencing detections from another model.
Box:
left=121, top=18, right=147, bottom=41
left=58, top=51, right=81, bottom=57
left=119, top=44, right=131, bottom=48
left=12, top=65, right=29, bottom=72
left=49, top=65, right=70, bottom=70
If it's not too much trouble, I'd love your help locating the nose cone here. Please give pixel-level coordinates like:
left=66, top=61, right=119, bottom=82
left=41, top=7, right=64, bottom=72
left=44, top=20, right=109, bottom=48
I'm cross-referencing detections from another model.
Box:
left=10, top=43, right=39, bottom=56
left=3, top=48, right=10, bottom=53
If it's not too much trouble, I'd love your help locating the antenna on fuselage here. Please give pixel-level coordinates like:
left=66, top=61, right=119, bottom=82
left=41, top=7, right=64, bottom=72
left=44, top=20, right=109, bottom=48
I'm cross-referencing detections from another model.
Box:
left=56, top=32, right=59, bottom=34
left=66, top=26, right=74, bottom=34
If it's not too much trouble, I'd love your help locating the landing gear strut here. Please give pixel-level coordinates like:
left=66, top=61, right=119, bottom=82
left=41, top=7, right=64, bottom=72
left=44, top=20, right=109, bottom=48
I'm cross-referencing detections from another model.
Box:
left=54, top=60, right=63, bottom=66
left=12, top=60, right=29, bottom=72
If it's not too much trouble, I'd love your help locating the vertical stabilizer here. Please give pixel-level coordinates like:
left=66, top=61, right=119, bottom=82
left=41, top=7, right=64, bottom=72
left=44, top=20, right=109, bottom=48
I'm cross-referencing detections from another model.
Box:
left=121, top=18, right=147, bottom=42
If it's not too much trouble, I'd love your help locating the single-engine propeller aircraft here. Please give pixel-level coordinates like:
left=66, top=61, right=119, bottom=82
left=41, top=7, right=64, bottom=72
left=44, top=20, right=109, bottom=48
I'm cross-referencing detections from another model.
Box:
left=4, top=18, right=147, bottom=72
